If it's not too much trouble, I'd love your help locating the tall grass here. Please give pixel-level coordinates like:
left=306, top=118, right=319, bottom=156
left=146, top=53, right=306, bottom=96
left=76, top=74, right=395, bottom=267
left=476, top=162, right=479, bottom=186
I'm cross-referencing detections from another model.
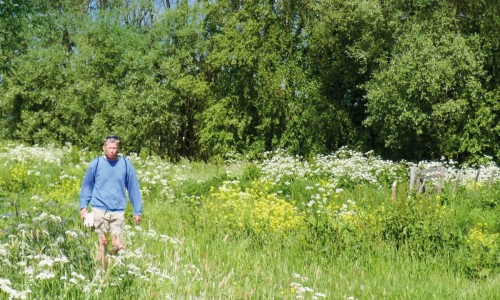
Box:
left=0, top=142, right=498, bottom=299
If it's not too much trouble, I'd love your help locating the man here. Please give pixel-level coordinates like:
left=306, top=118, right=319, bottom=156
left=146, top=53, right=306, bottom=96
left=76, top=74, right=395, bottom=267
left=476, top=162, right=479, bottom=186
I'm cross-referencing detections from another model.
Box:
left=79, top=135, right=142, bottom=266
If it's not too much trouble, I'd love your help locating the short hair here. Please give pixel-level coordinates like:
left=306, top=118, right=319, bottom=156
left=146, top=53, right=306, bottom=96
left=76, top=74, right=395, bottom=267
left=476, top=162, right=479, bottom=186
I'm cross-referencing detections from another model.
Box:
left=103, top=135, right=120, bottom=146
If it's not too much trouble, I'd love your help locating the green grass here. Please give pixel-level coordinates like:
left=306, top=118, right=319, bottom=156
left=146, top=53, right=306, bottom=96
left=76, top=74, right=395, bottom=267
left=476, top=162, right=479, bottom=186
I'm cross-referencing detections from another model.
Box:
left=0, top=142, right=498, bottom=299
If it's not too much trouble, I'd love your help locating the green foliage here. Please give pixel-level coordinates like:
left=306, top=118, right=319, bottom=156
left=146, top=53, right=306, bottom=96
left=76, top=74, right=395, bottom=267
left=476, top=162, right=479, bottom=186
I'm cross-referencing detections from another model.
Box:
left=46, top=175, right=81, bottom=201
left=0, top=0, right=47, bottom=75
left=0, top=142, right=499, bottom=299
left=1, top=0, right=500, bottom=163
left=176, top=173, right=229, bottom=198
left=306, top=0, right=390, bottom=147
left=200, top=180, right=306, bottom=239
left=363, top=3, right=498, bottom=162
left=1, top=163, right=30, bottom=192
left=240, top=163, right=262, bottom=181
left=463, top=223, right=499, bottom=278
left=381, top=195, right=460, bottom=255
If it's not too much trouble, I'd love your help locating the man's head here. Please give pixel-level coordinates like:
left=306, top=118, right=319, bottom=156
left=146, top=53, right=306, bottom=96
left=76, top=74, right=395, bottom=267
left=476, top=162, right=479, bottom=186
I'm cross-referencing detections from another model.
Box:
left=102, top=135, right=120, bottom=160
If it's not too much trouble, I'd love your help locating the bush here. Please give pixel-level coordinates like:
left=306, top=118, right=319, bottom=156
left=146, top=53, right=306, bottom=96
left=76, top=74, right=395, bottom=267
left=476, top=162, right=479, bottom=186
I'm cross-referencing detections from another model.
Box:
left=200, top=180, right=305, bottom=239
left=463, top=223, right=499, bottom=278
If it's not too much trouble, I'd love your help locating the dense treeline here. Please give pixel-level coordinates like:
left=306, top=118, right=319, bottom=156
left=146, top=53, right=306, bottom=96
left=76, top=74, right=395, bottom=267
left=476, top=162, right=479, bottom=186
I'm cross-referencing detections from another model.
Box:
left=0, top=0, right=498, bottom=163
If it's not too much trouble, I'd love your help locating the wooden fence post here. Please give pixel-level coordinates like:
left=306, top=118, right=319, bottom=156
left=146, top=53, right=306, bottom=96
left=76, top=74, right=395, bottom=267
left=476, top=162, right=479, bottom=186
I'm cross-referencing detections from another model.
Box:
left=391, top=181, right=397, bottom=200
left=408, top=166, right=446, bottom=195
left=489, top=170, right=496, bottom=184
left=409, top=168, right=416, bottom=192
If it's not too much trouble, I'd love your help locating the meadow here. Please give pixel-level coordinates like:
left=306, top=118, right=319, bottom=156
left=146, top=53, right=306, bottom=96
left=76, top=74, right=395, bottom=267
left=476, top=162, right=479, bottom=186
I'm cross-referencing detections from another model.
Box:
left=0, top=142, right=498, bottom=299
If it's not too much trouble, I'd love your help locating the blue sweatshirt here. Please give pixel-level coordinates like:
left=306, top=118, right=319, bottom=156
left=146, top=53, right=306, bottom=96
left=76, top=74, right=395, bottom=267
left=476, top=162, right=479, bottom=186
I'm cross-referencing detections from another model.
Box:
left=79, top=156, right=142, bottom=215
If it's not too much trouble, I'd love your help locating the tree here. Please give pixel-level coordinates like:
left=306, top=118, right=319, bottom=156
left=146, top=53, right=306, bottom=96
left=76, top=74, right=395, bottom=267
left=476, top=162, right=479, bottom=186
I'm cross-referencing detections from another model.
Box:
left=200, top=0, right=331, bottom=158
left=305, top=0, right=393, bottom=151
left=364, top=6, right=497, bottom=162
left=110, top=2, right=209, bottom=159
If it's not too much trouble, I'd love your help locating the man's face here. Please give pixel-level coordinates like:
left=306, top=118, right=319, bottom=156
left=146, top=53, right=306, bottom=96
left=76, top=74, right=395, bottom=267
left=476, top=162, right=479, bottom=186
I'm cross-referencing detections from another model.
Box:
left=102, top=141, right=120, bottom=160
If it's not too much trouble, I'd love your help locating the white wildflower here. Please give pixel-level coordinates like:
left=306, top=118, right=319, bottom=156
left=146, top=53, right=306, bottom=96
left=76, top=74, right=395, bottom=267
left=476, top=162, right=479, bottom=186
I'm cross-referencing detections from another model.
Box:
left=38, top=258, right=54, bottom=267
left=36, top=271, right=55, bottom=280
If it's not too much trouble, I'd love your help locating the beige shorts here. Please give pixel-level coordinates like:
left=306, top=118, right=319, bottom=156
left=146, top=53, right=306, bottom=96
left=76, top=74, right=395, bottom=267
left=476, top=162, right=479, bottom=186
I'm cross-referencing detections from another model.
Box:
left=93, top=208, right=125, bottom=236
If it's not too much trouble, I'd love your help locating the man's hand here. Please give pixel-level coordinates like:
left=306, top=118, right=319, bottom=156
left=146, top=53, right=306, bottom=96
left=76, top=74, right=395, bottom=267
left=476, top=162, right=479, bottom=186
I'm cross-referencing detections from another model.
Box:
left=133, top=215, right=141, bottom=225
left=80, top=208, right=87, bottom=221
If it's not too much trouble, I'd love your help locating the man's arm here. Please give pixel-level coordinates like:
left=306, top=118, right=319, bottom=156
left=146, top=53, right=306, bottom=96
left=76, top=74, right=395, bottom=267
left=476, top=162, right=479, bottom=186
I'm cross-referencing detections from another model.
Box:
left=125, top=160, right=143, bottom=220
left=79, top=161, right=96, bottom=219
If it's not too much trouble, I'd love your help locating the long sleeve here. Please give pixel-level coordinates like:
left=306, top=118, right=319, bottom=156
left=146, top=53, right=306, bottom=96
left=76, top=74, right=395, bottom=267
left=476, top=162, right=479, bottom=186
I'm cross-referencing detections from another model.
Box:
left=79, top=156, right=141, bottom=214
left=79, top=159, right=97, bottom=209
left=125, top=161, right=142, bottom=215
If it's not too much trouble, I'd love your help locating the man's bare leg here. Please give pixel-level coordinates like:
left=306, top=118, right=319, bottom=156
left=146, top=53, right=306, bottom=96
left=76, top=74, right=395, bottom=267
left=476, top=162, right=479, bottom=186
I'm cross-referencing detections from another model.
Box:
left=110, top=233, right=124, bottom=255
left=97, top=233, right=108, bottom=268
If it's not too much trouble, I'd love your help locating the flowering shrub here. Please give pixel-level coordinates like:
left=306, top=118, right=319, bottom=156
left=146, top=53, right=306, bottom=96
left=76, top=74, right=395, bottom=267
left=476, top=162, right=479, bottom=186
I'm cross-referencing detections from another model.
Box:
left=0, top=141, right=499, bottom=299
left=259, top=148, right=499, bottom=189
left=2, top=163, right=31, bottom=192
left=465, top=223, right=499, bottom=278
left=318, top=199, right=371, bottom=250
left=302, top=185, right=461, bottom=254
left=0, top=209, right=185, bottom=299
left=201, top=180, right=305, bottom=237
left=373, top=196, right=459, bottom=255
left=312, top=148, right=406, bottom=188
left=260, top=150, right=312, bottom=184
left=132, top=154, right=176, bottom=199
left=249, top=185, right=305, bottom=236
left=259, top=148, right=407, bottom=188
left=0, top=143, right=66, bottom=165
left=47, top=173, right=81, bottom=201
